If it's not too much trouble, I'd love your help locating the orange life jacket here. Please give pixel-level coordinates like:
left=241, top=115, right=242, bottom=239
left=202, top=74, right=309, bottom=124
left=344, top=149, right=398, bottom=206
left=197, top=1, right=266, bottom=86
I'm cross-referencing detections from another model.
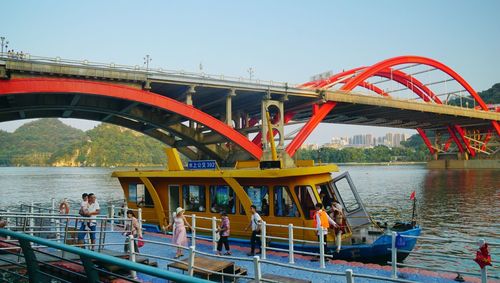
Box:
left=313, top=209, right=329, bottom=229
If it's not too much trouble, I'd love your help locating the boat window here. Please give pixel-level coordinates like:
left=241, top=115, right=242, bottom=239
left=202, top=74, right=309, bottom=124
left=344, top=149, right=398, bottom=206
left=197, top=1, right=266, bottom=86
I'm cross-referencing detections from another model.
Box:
left=209, top=185, right=236, bottom=214
left=240, top=185, right=269, bottom=216
left=274, top=186, right=300, bottom=217
left=331, top=177, right=360, bottom=213
left=316, top=183, right=334, bottom=208
left=128, top=184, right=137, bottom=202
left=182, top=185, right=206, bottom=212
left=128, top=184, right=154, bottom=207
left=294, top=186, right=317, bottom=219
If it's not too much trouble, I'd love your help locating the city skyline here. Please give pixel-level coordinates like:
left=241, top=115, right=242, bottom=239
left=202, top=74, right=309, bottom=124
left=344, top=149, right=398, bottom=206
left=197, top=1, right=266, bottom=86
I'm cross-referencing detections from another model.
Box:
left=301, top=132, right=410, bottom=150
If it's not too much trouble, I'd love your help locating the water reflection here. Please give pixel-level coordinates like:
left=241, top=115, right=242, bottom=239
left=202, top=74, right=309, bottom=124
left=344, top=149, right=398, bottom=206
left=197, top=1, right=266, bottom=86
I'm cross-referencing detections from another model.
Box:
left=349, top=166, right=499, bottom=275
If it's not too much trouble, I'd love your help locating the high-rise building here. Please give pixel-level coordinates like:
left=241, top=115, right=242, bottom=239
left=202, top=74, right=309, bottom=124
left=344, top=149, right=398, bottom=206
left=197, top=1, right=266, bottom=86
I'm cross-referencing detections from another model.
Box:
left=385, top=133, right=393, bottom=147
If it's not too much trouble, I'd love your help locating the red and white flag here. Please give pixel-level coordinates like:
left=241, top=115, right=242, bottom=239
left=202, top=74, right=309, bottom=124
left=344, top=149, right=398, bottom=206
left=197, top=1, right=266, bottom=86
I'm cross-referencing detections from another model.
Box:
left=410, top=191, right=416, bottom=200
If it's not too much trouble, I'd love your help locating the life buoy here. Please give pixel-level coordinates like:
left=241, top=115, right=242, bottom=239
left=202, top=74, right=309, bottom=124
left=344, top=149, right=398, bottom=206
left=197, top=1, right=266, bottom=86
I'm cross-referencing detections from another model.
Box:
left=59, top=201, right=70, bottom=215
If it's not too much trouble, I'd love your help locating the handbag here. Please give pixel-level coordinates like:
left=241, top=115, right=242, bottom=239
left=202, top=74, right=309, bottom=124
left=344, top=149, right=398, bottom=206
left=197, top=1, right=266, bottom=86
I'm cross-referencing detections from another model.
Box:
left=137, top=236, right=145, bottom=248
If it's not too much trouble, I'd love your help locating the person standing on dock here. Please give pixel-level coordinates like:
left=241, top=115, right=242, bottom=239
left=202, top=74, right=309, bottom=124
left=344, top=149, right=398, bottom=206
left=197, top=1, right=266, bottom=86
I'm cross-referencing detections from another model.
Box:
left=244, top=205, right=262, bottom=256
left=165, top=207, right=193, bottom=258
left=314, top=203, right=338, bottom=249
left=216, top=211, right=231, bottom=256
left=77, top=193, right=90, bottom=247
left=86, top=193, right=100, bottom=250
left=124, top=210, right=143, bottom=253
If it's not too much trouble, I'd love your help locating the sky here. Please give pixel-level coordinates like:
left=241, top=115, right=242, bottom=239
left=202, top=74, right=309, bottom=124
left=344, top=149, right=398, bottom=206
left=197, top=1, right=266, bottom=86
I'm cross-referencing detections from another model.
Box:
left=1, top=0, right=499, bottom=144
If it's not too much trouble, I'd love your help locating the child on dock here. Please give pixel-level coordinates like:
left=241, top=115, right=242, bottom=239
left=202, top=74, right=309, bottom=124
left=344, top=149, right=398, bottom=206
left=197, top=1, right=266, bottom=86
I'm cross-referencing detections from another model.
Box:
left=216, top=211, right=231, bottom=255
left=124, top=210, right=143, bottom=253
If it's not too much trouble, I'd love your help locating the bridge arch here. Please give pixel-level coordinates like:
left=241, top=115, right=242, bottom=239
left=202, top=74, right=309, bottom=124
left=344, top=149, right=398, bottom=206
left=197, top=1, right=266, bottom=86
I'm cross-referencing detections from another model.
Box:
left=0, top=78, right=263, bottom=162
left=287, top=56, right=500, bottom=156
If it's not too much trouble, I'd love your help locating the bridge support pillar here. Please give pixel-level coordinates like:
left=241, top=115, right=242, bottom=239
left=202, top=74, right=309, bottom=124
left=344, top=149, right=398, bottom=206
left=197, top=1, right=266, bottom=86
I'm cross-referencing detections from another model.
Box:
left=226, top=89, right=236, bottom=127
left=186, top=85, right=196, bottom=106
left=261, top=99, right=285, bottom=152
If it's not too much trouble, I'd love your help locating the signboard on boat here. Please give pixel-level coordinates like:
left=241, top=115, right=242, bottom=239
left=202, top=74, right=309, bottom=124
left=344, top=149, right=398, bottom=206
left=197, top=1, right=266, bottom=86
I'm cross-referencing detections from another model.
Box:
left=188, top=160, right=218, bottom=170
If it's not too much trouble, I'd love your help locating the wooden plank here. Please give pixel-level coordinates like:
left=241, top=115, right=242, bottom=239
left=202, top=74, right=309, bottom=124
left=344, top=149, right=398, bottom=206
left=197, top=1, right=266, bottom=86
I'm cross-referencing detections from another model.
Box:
left=168, top=256, right=234, bottom=275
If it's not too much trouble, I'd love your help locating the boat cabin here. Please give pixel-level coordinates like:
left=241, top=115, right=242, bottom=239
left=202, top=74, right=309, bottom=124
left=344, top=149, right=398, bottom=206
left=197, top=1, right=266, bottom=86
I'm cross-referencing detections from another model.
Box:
left=112, top=149, right=375, bottom=244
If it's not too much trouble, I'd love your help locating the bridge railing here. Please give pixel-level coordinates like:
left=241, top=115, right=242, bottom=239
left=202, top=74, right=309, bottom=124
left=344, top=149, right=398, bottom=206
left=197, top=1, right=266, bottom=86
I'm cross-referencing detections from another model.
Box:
left=0, top=212, right=132, bottom=251
left=0, top=52, right=292, bottom=88
left=0, top=229, right=210, bottom=283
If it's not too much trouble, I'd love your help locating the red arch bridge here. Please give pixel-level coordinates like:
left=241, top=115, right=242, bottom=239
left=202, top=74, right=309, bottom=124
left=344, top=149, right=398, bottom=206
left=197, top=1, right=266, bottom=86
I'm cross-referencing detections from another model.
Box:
left=0, top=54, right=499, bottom=165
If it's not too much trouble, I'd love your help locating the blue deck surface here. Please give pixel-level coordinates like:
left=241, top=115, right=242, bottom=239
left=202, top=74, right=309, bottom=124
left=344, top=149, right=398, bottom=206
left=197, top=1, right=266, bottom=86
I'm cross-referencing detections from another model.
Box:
left=101, top=230, right=484, bottom=283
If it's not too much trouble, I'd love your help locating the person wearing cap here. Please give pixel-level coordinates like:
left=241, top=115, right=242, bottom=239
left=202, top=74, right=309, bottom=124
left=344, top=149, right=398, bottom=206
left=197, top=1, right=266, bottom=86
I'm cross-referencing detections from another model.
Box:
left=165, top=207, right=193, bottom=258
left=216, top=211, right=231, bottom=255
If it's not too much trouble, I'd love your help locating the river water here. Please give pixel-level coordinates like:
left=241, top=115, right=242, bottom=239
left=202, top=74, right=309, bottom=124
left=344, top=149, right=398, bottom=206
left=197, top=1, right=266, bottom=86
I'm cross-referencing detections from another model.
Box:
left=0, top=165, right=498, bottom=276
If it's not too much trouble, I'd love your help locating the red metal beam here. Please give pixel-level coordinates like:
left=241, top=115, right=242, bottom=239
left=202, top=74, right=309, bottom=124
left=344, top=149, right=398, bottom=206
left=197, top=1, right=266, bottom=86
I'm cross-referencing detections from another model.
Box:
left=416, top=128, right=436, bottom=155
left=285, top=102, right=336, bottom=156
left=443, top=138, right=453, bottom=152
left=252, top=111, right=295, bottom=147
left=342, top=56, right=488, bottom=110
left=0, top=78, right=263, bottom=159
left=481, top=131, right=493, bottom=152
left=447, top=126, right=464, bottom=153
left=453, top=125, right=476, bottom=157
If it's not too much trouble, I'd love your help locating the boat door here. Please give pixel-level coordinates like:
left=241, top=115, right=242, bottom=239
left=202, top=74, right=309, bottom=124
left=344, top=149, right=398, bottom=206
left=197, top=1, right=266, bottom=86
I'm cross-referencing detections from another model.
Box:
left=168, top=185, right=180, bottom=220
left=330, top=172, right=371, bottom=229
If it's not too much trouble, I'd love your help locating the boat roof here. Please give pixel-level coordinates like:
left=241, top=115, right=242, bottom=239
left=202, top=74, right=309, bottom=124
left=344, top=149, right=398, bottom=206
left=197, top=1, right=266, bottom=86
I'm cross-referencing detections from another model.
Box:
left=112, top=163, right=339, bottom=179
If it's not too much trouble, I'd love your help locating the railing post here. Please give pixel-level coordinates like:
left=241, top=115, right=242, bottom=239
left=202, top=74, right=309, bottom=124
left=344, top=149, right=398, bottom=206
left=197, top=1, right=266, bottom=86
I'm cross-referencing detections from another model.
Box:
left=50, top=200, right=55, bottom=233
left=110, top=204, right=115, bottom=232
left=124, top=204, right=128, bottom=226
left=478, top=239, right=487, bottom=283
left=288, top=224, right=294, bottom=264
left=5, top=209, right=10, bottom=240
left=481, top=265, right=487, bottom=283
left=260, top=221, right=267, bottom=260
left=137, top=208, right=143, bottom=232
left=211, top=216, right=217, bottom=252
left=191, top=215, right=196, bottom=248
left=128, top=234, right=137, bottom=279
left=29, top=201, right=34, bottom=236
left=187, top=246, right=195, bottom=277
left=391, top=231, right=398, bottom=279
left=319, top=227, right=325, bottom=268
left=345, top=269, right=354, bottom=283
left=253, top=256, right=262, bottom=283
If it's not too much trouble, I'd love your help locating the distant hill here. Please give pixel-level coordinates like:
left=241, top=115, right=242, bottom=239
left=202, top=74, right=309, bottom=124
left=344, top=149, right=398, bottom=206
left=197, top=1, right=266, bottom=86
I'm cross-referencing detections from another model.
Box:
left=0, top=119, right=85, bottom=165
left=0, top=119, right=166, bottom=167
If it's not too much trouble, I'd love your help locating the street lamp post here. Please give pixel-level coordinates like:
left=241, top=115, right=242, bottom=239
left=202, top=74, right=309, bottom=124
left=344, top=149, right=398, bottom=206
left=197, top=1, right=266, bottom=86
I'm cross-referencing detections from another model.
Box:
left=0, top=37, right=9, bottom=54
left=247, top=67, right=254, bottom=80
left=143, top=55, right=152, bottom=71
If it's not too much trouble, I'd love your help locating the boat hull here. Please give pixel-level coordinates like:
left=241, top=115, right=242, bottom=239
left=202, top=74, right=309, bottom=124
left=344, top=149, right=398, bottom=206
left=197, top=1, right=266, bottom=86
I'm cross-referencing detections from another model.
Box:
left=270, top=226, right=421, bottom=264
